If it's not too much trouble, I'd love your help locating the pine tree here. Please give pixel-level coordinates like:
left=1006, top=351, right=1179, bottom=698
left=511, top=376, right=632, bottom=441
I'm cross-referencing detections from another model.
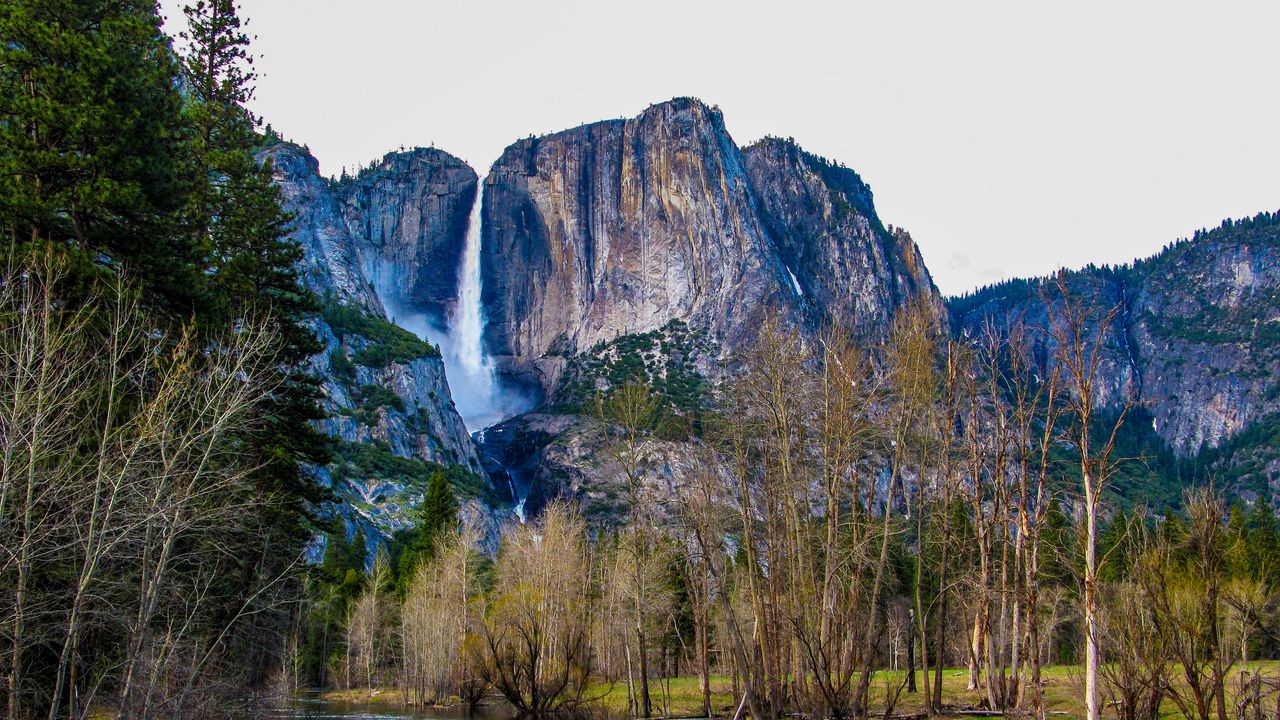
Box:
left=395, top=471, right=459, bottom=589
left=178, top=0, right=330, bottom=513
left=418, top=469, right=459, bottom=553
left=0, top=0, right=199, bottom=309
left=1246, top=501, right=1280, bottom=584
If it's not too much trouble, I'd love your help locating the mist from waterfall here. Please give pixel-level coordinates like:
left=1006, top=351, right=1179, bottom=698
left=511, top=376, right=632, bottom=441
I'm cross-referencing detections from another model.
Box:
left=444, top=182, right=523, bottom=430
left=368, top=181, right=530, bottom=432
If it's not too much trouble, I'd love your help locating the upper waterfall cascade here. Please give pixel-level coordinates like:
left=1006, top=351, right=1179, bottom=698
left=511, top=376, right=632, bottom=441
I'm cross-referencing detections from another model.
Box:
left=368, top=178, right=527, bottom=433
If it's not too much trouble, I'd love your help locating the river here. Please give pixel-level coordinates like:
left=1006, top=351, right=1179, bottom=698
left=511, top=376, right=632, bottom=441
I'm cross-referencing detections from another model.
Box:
left=267, top=694, right=512, bottom=720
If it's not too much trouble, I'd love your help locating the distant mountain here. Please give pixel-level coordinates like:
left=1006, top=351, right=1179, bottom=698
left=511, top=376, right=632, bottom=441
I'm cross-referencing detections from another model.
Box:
left=265, top=98, right=1279, bottom=538
left=949, top=212, right=1280, bottom=508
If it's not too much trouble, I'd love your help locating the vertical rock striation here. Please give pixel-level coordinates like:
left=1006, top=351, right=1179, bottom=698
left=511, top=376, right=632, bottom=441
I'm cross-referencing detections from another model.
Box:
left=481, top=98, right=943, bottom=399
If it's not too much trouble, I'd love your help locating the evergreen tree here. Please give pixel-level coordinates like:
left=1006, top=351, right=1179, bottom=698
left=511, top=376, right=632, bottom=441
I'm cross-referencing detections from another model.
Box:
left=1246, top=501, right=1280, bottom=584
left=395, top=471, right=458, bottom=590
left=419, top=469, right=460, bottom=549
left=0, top=0, right=199, bottom=309
left=178, top=0, right=329, bottom=514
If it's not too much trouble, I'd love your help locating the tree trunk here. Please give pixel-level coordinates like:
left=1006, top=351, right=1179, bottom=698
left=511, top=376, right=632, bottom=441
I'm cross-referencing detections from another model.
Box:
left=1084, top=481, right=1100, bottom=720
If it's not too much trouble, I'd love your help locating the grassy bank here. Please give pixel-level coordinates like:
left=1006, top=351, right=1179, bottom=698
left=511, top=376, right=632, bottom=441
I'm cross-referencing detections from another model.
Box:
left=325, top=661, right=1280, bottom=719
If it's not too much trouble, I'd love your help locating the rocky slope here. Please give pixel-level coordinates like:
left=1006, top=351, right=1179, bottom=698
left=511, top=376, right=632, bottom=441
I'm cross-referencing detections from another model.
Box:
left=949, top=212, right=1280, bottom=503
left=742, top=136, right=941, bottom=332
left=262, top=142, right=507, bottom=555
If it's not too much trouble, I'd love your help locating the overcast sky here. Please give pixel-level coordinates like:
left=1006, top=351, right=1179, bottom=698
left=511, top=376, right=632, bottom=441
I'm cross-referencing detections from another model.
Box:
left=159, top=1, right=1280, bottom=296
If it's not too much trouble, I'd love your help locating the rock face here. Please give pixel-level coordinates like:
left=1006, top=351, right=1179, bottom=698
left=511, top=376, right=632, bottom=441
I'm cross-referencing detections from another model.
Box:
left=483, top=98, right=794, bottom=395
left=481, top=98, right=939, bottom=399
left=268, top=95, right=1276, bottom=529
left=950, top=214, right=1280, bottom=456
left=742, top=137, right=940, bottom=332
left=337, top=149, right=477, bottom=327
left=471, top=98, right=944, bottom=523
left=261, top=142, right=507, bottom=555
left=1129, top=221, right=1280, bottom=454
left=266, top=143, right=380, bottom=309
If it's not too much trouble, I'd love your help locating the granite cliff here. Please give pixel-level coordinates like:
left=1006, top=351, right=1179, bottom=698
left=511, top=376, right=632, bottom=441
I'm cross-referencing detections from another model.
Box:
left=480, top=98, right=939, bottom=401
left=337, top=148, right=477, bottom=329
left=475, top=98, right=941, bottom=519
left=950, top=213, right=1280, bottom=504
left=261, top=142, right=506, bottom=555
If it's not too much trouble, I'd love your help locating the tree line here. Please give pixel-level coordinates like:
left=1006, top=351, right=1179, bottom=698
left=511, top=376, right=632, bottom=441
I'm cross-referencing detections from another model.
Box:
left=1, top=0, right=328, bottom=717
left=305, top=284, right=1280, bottom=720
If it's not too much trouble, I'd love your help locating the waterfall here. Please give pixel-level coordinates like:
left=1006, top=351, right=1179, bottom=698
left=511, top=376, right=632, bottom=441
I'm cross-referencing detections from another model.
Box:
left=438, top=181, right=515, bottom=432
left=451, top=184, right=490, bottom=379
left=365, top=174, right=531, bottom=521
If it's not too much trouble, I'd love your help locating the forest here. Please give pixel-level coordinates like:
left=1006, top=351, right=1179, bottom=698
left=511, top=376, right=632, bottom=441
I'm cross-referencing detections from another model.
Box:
left=3, top=2, right=1280, bottom=720
left=300, top=299, right=1280, bottom=720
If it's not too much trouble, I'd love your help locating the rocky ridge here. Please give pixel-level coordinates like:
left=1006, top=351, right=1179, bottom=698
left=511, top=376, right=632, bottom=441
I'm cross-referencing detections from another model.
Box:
left=949, top=213, right=1280, bottom=503
left=262, top=142, right=507, bottom=555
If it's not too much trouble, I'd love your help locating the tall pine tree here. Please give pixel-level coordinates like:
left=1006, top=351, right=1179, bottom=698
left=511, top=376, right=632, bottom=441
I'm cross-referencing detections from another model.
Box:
left=0, top=0, right=199, bottom=310
left=179, top=0, right=329, bottom=514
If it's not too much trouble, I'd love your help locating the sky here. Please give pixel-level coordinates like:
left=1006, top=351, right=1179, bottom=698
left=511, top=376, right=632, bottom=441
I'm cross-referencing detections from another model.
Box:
left=159, top=1, right=1280, bottom=296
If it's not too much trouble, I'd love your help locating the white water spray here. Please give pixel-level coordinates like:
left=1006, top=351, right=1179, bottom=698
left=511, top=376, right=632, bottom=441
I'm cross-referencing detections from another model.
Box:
left=453, top=187, right=489, bottom=376
left=368, top=179, right=528, bottom=432
left=366, top=175, right=532, bottom=521
left=441, top=183, right=506, bottom=429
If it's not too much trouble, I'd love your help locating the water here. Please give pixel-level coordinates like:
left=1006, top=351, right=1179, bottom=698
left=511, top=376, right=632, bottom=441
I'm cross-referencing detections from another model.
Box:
left=785, top=266, right=804, bottom=297
left=475, top=427, right=526, bottom=524
left=366, top=180, right=530, bottom=433
left=444, top=183, right=505, bottom=431
left=268, top=693, right=510, bottom=720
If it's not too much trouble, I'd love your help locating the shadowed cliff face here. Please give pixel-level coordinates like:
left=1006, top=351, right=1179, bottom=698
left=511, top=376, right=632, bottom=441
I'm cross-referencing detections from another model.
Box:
left=743, top=137, right=940, bottom=331
left=265, top=144, right=381, bottom=309
left=337, top=149, right=477, bottom=328
left=480, top=98, right=942, bottom=398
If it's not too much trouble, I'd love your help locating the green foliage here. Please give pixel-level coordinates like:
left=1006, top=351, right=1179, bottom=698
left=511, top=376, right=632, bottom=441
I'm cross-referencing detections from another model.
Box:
left=0, top=0, right=198, bottom=311
left=390, top=470, right=459, bottom=593
left=330, top=348, right=357, bottom=384
left=321, top=298, right=441, bottom=367
left=332, top=441, right=495, bottom=505
left=1144, top=287, right=1280, bottom=346
left=1185, top=410, right=1280, bottom=497
left=340, top=383, right=406, bottom=425
left=555, top=319, right=713, bottom=437
left=299, top=526, right=369, bottom=683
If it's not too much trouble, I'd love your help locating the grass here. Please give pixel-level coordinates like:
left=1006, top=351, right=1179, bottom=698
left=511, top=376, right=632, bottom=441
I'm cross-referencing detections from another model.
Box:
left=319, top=661, right=1280, bottom=719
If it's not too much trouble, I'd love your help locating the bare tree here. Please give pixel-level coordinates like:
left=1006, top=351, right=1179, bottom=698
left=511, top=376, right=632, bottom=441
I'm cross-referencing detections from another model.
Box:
left=1044, top=274, right=1131, bottom=720
left=469, top=503, right=600, bottom=716
left=597, top=379, right=666, bottom=717
left=1141, top=488, right=1236, bottom=720
left=402, top=527, right=481, bottom=706
left=0, top=248, right=305, bottom=720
